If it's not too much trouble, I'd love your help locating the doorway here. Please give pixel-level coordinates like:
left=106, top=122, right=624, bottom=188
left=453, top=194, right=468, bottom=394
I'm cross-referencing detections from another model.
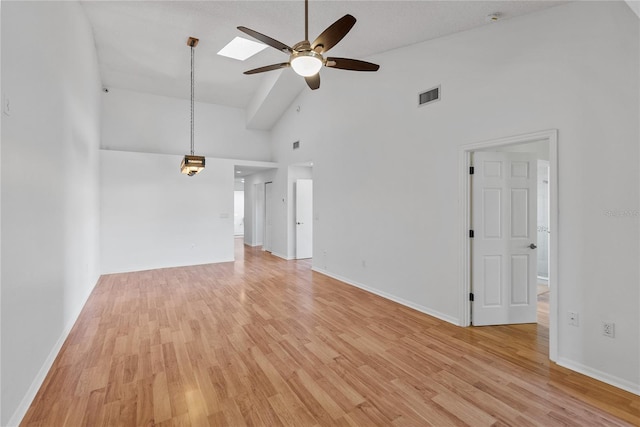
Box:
left=289, top=162, right=313, bottom=260
left=460, top=129, right=558, bottom=361
left=295, top=179, right=313, bottom=259
left=253, top=182, right=265, bottom=247
left=537, top=161, right=550, bottom=283
left=234, top=189, right=244, bottom=237
left=264, top=181, right=273, bottom=252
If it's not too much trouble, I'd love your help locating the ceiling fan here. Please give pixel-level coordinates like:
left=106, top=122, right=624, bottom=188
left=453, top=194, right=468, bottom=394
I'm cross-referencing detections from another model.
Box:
left=238, top=0, right=380, bottom=90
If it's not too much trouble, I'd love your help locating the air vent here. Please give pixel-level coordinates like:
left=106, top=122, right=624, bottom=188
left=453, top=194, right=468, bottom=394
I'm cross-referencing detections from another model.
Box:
left=418, top=86, right=440, bottom=107
left=293, top=141, right=300, bottom=150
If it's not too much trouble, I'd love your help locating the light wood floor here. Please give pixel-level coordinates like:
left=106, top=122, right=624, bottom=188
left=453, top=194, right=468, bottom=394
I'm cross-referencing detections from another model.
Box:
left=21, top=240, right=639, bottom=426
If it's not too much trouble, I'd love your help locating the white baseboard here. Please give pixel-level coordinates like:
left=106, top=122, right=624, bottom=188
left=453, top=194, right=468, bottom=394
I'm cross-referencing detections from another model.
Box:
left=271, top=251, right=293, bottom=261
left=7, top=277, right=100, bottom=427
left=312, top=268, right=639, bottom=397
left=101, top=258, right=235, bottom=275
left=311, top=267, right=460, bottom=325
left=556, top=357, right=640, bottom=396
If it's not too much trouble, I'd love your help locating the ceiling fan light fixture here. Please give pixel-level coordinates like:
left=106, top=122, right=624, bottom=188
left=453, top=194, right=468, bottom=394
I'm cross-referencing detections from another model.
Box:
left=290, top=51, right=323, bottom=77
left=238, top=0, right=378, bottom=89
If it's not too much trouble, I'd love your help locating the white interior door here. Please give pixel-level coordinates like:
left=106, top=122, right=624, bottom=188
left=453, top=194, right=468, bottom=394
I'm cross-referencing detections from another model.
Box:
left=295, top=179, right=313, bottom=259
left=472, top=152, right=537, bottom=326
left=264, top=182, right=273, bottom=252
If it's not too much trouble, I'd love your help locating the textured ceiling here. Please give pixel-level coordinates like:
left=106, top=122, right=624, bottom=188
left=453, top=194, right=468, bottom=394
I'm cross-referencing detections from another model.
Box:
left=82, top=1, right=567, bottom=109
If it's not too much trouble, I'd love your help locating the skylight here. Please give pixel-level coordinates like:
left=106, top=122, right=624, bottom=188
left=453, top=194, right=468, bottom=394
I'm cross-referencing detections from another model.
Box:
left=217, top=37, right=267, bottom=61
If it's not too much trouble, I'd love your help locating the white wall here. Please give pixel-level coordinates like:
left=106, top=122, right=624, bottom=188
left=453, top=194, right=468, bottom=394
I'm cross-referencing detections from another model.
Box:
left=1, top=2, right=102, bottom=424
left=99, top=87, right=275, bottom=274
left=264, top=166, right=290, bottom=259
left=101, top=87, right=271, bottom=160
left=243, top=169, right=277, bottom=247
left=100, top=150, right=235, bottom=273
left=269, top=1, right=640, bottom=393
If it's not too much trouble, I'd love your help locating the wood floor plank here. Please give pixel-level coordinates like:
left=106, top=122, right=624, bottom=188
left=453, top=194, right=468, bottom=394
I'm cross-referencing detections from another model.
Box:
left=20, top=239, right=639, bottom=426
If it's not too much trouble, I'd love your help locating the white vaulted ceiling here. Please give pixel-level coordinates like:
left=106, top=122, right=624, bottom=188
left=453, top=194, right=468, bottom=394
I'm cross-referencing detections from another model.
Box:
left=82, top=1, right=566, bottom=128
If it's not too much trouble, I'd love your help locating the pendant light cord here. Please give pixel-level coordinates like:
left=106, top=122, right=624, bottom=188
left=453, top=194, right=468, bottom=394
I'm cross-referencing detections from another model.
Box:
left=190, top=44, right=195, bottom=156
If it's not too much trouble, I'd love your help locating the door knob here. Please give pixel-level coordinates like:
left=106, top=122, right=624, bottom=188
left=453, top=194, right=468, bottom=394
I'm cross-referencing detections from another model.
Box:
left=529, top=243, right=537, bottom=249
left=297, top=222, right=303, bottom=225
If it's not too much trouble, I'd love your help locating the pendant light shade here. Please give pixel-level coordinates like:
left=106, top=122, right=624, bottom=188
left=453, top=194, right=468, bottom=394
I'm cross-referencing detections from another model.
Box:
left=181, top=37, right=205, bottom=176
left=181, top=155, right=205, bottom=176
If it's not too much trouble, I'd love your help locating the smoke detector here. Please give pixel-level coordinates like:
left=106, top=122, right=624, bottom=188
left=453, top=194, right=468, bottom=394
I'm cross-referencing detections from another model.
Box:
left=486, top=13, right=501, bottom=23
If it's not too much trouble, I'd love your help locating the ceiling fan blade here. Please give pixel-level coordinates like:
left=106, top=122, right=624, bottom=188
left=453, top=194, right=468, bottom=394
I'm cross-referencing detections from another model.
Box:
left=237, top=26, right=293, bottom=54
left=305, top=74, right=320, bottom=90
left=311, top=14, right=356, bottom=54
left=325, top=57, right=380, bottom=72
left=244, top=63, right=290, bottom=75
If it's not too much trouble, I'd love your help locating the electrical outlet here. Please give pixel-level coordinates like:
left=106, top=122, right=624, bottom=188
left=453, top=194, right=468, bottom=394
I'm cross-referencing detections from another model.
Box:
left=602, top=321, right=615, bottom=338
left=568, top=311, right=579, bottom=326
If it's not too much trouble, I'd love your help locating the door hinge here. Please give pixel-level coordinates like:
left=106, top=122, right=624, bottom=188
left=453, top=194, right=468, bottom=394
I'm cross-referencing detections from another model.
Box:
left=469, top=292, right=474, bottom=302
left=469, top=166, right=474, bottom=175
left=469, top=230, right=474, bottom=238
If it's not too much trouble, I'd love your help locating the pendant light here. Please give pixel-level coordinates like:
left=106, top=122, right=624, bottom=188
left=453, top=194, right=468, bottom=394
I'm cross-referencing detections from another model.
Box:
left=181, top=37, right=205, bottom=176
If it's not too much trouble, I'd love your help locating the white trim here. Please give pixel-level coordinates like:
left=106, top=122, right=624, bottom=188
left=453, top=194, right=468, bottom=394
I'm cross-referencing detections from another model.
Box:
left=271, top=251, right=294, bottom=261
left=556, top=358, right=640, bottom=396
left=458, top=149, right=472, bottom=327
left=459, top=129, right=559, bottom=360
left=312, top=267, right=460, bottom=325
left=102, top=259, right=236, bottom=275
left=548, top=133, right=559, bottom=362
left=7, top=278, right=99, bottom=426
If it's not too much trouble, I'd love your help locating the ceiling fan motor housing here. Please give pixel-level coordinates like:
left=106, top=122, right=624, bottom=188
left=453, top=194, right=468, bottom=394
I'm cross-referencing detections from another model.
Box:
left=290, top=43, right=324, bottom=77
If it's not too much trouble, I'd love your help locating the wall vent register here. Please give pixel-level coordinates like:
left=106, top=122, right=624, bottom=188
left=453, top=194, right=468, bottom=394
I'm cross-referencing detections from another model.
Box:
left=419, top=86, right=440, bottom=106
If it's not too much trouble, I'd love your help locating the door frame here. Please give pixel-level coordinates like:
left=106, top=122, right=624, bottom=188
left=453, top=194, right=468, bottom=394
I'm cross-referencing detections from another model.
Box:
left=458, top=129, right=559, bottom=361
